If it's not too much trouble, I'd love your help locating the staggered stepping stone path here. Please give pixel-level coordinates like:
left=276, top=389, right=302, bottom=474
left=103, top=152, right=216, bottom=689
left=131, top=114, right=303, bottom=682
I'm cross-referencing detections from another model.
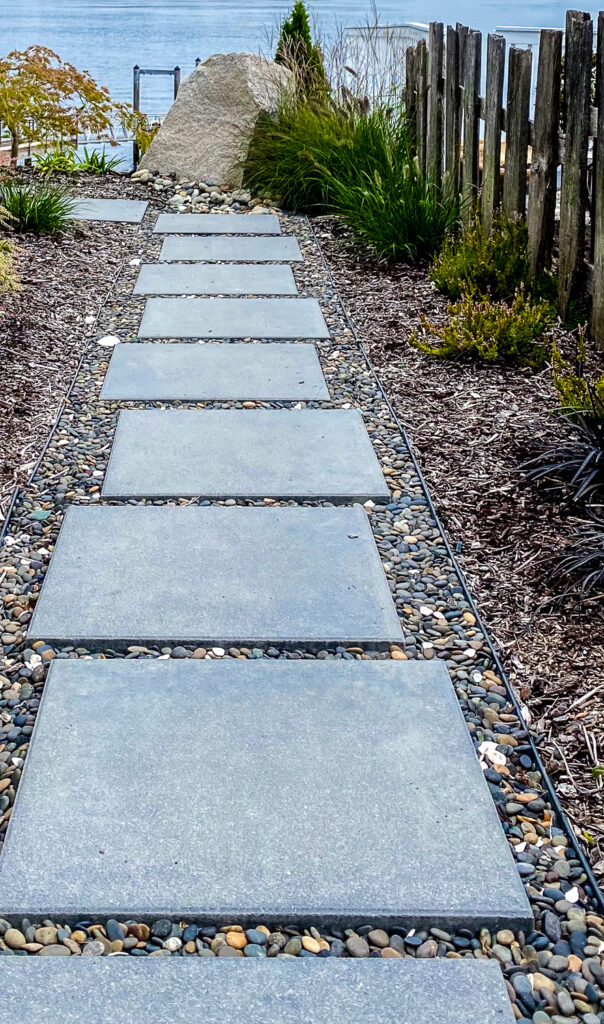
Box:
left=154, top=212, right=281, bottom=233
left=102, top=409, right=389, bottom=501
left=0, top=959, right=517, bottom=1024
left=133, top=262, right=298, bottom=295
left=0, top=202, right=532, bottom=1023
left=0, top=659, right=530, bottom=929
left=138, top=296, right=329, bottom=338
left=28, top=506, right=403, bottom=649
left=160, top=234, right=303, bottom=261
left=100, top=342, right=329, bottom=401
left=70, top=198, right=148, bottom=222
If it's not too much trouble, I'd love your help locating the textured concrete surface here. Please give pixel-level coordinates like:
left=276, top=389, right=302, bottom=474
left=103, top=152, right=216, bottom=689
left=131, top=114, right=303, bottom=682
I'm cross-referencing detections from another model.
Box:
left=102, top=409, right=389, bottom=501
left=138, top=297, right=329, bottom=338
left=0, top=659, right=530, bottom=931
left=100, top=343, right=329, bottom=401
left=154, top=213, right=281, bottom=234
left=70, top=198, right=148, bottom=223
left=160, top=234, right=303, bottom=262
left=28, top=506, right=403, bottom=649
left=0, top=959, right=516, bottom=1024
left=133, top=263, right=297, bottom=295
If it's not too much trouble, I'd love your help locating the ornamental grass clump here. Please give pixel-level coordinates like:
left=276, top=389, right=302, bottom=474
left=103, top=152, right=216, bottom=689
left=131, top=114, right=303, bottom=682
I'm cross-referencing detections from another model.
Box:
left=0, top=177, right=75, bottom=234
left=246, top=101, right=457, bottom=260
left=410, top=290, right=554, bottom=368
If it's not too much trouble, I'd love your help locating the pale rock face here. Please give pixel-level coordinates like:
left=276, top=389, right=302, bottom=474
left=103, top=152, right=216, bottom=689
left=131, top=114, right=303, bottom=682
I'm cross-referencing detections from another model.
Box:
left=139, top=52, right=292, bottom=187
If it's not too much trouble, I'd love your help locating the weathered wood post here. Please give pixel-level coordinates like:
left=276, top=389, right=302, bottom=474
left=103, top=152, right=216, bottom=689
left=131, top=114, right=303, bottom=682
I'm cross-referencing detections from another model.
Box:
left=173, top=66, right=181, bottom=99
left=558, top=9, right=593, bottom=321
left=503, top=46, right=533, bottom=219
left=528, top=29, right=563, bottom=281
left=405, top=45, right=418, bottom=145
left=482, top=34, right=506, bottom=234
left=416, top=39, right=428, bottom=177
left=132, top=64, right=141, bottom=168
left=462, top=29, right=482, bottom=225
left=592, top=13, right=604, bottom=349
left=443, top=25, right=461, bottom=198
left=427, top=22, right=444, bottom=185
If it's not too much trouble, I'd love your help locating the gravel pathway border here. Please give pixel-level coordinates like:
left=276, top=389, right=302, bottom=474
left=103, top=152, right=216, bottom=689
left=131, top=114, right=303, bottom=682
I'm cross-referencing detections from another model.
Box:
left=0, top=196, right=603, bottom=1024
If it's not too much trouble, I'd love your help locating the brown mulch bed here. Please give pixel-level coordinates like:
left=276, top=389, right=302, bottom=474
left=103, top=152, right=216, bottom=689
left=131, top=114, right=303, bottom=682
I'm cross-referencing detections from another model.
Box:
left=0, top=173, right=160, bottom=521
left=315, top=218, right=604, bottom=880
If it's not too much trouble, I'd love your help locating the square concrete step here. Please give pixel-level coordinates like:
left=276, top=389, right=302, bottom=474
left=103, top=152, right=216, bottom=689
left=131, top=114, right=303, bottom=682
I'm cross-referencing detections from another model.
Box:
left=160, top=234, right=303, bottom=262
left=154, top=213, right=281, bottom=234
left=133, top=263, right=297, bottom=295
left=138, top=297, right=329, bottom=339
left=102, top=409, right=389, bottom=501
left=28, top=506, right=402, bottom=649
left=0, top=658, right=530, bottom=932
left=70, top=198, right=148, bottom=223
left=100, top=343, right=329, bottom=401
left=0, top=959, right=516, bottom=1024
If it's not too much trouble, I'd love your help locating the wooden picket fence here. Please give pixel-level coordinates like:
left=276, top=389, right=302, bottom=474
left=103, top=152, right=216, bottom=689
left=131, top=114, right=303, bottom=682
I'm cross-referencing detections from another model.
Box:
left=403, top=10, right=604, bottom=350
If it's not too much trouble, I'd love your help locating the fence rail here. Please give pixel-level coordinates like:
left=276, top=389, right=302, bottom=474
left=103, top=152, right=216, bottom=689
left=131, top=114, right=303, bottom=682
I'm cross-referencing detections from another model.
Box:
left=404, top=10, right=604, bottom=349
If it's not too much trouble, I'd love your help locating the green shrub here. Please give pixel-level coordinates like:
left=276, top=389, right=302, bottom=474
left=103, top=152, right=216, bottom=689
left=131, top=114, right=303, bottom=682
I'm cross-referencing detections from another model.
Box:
left=410, top=289, right=554, bottom=367
left=552, top=336, right=604, bottom=417
left=0, top=177, right=75, bottom=233
left=34, top=144, right=78, bottom=175
left=275, top=0, right=326, bottom=95
left=35, top=143, right=122, bottom=175
left=0, top=238, right=19, bottom=292
left=76, top=146, right=122, bottom=174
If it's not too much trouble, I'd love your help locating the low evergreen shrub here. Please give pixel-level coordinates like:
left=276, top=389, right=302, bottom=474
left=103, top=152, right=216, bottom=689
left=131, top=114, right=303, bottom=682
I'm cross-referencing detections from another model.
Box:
left=431, top=215, right=530, bottom=300
left=0, top=177, right=75, bottom=233
left=410, top=290, right=554, bottom=368
left=0, top=238, right=19, bottom=292
left=552, top=336, right=604, bottom=418
left=275, top=0, right=326, bottom=95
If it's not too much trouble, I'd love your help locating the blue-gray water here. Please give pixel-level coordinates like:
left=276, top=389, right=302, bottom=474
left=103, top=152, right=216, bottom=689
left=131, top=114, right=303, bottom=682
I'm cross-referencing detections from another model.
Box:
left=4, top=0, right=601, bottom=115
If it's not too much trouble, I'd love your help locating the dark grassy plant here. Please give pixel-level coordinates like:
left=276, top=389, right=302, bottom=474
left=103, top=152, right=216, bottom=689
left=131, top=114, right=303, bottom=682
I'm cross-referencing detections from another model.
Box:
left=523, top=395, right=604, bottom=510
left=0, top=177, right=75, bottom=233
left=410, top=290, right=554, bottom=368
left=550, top=518, right=604, bottom=602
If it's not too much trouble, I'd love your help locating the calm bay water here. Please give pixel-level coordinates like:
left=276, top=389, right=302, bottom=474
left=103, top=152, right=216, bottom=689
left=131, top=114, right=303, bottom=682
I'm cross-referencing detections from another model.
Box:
left=4, top=0, right=601, bottom=115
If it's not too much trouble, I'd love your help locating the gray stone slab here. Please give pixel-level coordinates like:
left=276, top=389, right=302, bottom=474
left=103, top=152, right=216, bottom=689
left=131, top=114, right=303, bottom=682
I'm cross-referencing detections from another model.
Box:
left=70, top=198, right=148, bottom=223
left=0, top=659, right=530, bottom=932
left=138, top=297, right=329, bottom=339
left=28, top=506, right=403, bottom=649
left=160, top=234, right=303, bottom=262
left=0, top=959, right=516, bottom=1024
left=154, top=212, right=281, bottom=234
left=102, top=409, right=389, bottom=501
left=100, top=343, right=329, bottom=401
left=133, top=263, right=297, bottom=295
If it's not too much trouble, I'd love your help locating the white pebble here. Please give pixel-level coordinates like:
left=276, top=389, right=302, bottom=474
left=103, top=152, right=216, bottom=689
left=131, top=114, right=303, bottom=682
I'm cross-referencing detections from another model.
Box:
left=97, top=335, right=121, bottom=347
left=212, top=647, right=225, bottom=657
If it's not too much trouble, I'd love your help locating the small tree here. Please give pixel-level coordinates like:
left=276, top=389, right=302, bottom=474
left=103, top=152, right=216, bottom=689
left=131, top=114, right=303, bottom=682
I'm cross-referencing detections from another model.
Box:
left=275, top=1, right=327, bottom=96
left=0, top=46, right=135, bottom=162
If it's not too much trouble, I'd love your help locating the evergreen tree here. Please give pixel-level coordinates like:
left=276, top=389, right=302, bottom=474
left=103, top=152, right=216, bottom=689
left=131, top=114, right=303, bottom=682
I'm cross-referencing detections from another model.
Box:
left=275, top=1, right=326, bottom=96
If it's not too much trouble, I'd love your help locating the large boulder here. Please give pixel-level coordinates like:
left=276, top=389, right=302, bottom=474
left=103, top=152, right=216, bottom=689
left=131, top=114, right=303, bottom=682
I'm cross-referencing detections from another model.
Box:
left=139, top=53, right=292, bottom=187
